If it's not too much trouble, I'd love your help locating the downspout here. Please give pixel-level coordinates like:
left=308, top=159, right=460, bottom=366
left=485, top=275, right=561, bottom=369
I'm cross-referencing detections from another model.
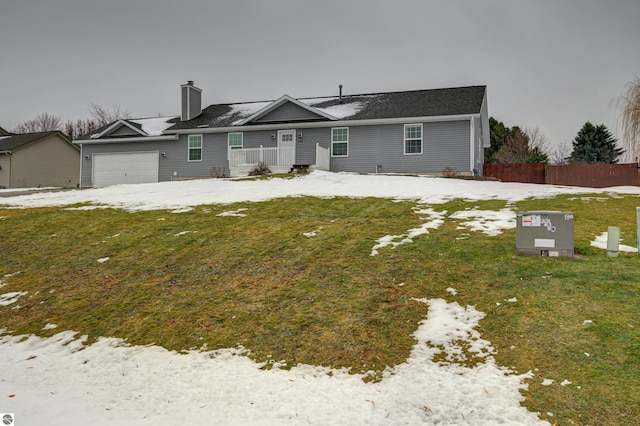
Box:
left=469, top=117, right=476, bottom=175
left=78, top=144, right=84, bottom=189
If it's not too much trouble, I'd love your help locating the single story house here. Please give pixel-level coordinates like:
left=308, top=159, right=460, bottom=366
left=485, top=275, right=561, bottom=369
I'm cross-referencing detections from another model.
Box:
left=0, top=129, right=80, bottom=188
left=74, top=82, right=489, bottom=188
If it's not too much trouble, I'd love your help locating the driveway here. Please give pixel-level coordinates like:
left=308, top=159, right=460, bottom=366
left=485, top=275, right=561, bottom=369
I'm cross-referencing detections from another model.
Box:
left=0, top=188, right=78, bottom=198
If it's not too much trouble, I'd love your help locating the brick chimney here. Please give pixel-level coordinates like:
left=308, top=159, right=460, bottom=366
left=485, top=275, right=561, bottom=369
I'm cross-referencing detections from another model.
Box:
left=180, top=80, right=202, bottom=121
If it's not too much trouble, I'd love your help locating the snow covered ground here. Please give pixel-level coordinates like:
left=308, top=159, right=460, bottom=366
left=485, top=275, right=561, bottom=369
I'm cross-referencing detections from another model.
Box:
left=1, top=171, right=639, bottom=425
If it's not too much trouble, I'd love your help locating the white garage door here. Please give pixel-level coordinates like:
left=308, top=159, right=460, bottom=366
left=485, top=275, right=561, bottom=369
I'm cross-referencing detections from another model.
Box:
left=93, top=151, right=159, bottom=187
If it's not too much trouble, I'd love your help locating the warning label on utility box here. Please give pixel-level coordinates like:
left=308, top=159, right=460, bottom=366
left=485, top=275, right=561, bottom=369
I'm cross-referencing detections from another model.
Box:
left=521, top=214, right=541, bottom=227
left=522, top=214, right=557, bottom=232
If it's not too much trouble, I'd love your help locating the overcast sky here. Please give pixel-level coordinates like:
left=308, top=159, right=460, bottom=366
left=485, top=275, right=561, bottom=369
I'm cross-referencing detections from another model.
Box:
left=1, top=0, right=639, bottom=155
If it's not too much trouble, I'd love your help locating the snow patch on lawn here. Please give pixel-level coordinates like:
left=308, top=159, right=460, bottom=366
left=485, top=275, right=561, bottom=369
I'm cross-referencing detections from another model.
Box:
left=173, top=231, right=197, bottom=237
left=0, top=291, right=27, bottom=306
left=0, top=272, right=20, bottom=289
left=303, top=226, right=323, bottom=237
left=2, top=171, right=637, bottom=213
left=216, top=208, right=248, bottom=217
left=371, top=207, right=446, bottom=256
left=590, top=231, right=638, bottom=252
left=450, top=208, right=515, bottom=236
left=0, top=298, right=548, bottom=425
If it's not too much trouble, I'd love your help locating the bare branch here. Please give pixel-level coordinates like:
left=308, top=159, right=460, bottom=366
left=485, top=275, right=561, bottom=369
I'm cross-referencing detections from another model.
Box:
left=12, top=112, right=62, bottom=133
left=524, top=126, right=549, bottom=152
left=550, top=141, right=572, bottom=165
left=88, top=103, right=132, bottom=127
left=614, top=77, right=640, bottom=162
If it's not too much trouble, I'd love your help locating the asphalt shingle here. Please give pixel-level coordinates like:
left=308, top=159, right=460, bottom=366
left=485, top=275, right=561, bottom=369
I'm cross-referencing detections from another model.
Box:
left=0, top=132, right=62, bottom=151
left=167, top=85, right=486, bottom=131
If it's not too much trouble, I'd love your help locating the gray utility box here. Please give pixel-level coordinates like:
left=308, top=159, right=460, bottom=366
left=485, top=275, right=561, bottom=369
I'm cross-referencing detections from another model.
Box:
left=516, top=211, right=574, bottom=258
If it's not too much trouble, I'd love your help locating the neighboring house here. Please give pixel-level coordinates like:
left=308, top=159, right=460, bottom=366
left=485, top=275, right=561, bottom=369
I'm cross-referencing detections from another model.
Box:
left=75, top=81, right=489, bottom=188
left=0, top=130, right=80, bottom=189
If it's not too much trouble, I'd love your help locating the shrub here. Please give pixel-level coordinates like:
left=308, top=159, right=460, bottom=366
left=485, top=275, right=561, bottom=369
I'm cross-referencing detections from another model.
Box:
left=248, top=161, right=271, bottom=176
left=442, top=167, right=460, bottom=178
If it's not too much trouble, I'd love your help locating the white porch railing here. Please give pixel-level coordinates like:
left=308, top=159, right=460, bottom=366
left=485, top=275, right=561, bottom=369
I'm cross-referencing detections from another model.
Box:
left=229, top=145, right=294, bottom=168
left=315, top=143, right=330, bottom=171
left=228, top=145, right=295, bottom=176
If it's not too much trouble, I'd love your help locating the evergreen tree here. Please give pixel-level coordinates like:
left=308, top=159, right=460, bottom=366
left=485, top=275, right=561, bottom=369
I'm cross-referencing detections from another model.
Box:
left=485, top=117, right=515, bottom=163
left=525, top=146, right=550, bottom=164
left=568, top=122, right=624, bottom=164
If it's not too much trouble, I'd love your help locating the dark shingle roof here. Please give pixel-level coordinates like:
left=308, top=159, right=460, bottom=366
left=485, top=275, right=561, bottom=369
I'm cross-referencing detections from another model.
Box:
left=167, top=85, right=486, bottom=131
left=76, top=117, right=180, bottom=141
left=0, top=131, right=68, bottom=151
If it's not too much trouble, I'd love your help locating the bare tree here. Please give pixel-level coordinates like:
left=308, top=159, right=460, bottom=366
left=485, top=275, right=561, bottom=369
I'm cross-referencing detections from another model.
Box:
left=496, top=128, right=529, bottom=163
left=12, top=112, right=62, bottom=133
left=63, top=118, right=101, bottom=140
left=89, top=103, right=131, bottom=127
left=525, top=126, right=551, bottom=151
left=550, top=141, right=572, bottom=165
left=11, top=104, right=132, bottom=140
left=496, top=126, right=550, bottom=164
left=615, top=77, right=640, bottom=162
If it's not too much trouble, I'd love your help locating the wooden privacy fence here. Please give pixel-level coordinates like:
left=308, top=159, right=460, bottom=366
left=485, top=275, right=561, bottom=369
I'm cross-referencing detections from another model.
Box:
left=483, top=163, right=546, bottom=184
left=484, top=163, right=640, bottom=188
left=546, top=163, right=639, bottom=188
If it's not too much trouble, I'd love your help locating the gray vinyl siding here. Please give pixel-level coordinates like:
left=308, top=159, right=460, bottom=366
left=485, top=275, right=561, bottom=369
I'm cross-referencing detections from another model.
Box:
left=79, top=118, right=474, bottom=187
left=181, top=86, right=189, bottom=120
left=240, top=130, right=280, bottom=149
left=79, top=135, right=229, bottom=187
left=181, top=86, right=202, bottom=121
left=297, top=128, right=330, bottom=164
left=255, top=102, right=323, bottom=123
left=329, top=120, right=471, bottom=174
left=112, top=126, right=141, bottom=137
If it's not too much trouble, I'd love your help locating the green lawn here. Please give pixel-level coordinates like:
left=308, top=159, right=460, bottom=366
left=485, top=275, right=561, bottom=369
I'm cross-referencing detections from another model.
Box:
left=1, top=192, right=639, bottom=425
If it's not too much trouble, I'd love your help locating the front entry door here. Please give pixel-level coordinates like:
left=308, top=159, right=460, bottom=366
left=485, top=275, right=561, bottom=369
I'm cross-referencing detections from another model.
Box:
left=277, top=129, right=296, bottom=166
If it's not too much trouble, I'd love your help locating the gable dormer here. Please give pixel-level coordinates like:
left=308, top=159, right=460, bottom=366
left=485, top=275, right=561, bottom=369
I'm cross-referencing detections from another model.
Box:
left=109, top=123, right=144, bottom=137
left=90, top=120, right=147, bottom=139
left=236, top=95, right=336, bottom=125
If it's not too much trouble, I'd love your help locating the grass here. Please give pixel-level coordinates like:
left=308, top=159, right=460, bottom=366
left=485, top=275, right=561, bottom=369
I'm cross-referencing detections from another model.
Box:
left=1, top=189, right=639, bottom=425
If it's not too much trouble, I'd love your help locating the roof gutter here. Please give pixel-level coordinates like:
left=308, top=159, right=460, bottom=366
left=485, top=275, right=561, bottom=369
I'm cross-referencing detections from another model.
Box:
left=73, top=134, right=179, bottom=145
left=0, top=151, right=12, bottom=155
left=165, top=113, right=482, bottom=135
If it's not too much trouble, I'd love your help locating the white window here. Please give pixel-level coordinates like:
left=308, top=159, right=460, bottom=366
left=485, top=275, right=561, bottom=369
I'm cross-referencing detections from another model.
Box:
left=228, top=132, right=243, bottom=150
left=188, top=135, right=203, bottom=161
left=404, top=124, right=422, bottom=155
left=331, top=127, right=349, bottom=157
